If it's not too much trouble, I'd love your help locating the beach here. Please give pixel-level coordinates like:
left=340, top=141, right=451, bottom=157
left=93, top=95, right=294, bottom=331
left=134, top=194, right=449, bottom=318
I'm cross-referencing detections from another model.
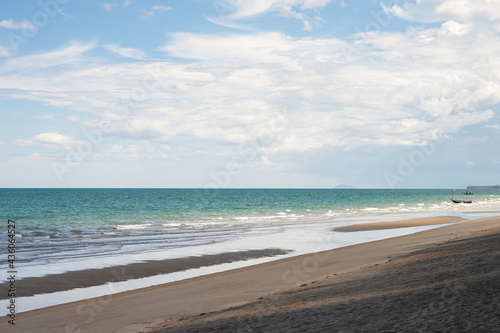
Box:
left=3, top=0, right=500, bottom=330
left=3, top=214, right=500, bottom=332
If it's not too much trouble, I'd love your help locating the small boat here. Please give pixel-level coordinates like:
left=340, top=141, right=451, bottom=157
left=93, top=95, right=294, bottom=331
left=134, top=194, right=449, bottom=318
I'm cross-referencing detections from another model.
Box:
left=451, top=198, right=472, bottom=204
left=451, top=189, right=472, bottom=203
left=464, top=190, right=474, bottom=195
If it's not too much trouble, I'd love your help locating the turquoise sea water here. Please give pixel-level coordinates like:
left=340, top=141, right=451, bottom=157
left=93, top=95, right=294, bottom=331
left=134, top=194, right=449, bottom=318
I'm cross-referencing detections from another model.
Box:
left=1, top=188, right=500, bottom=278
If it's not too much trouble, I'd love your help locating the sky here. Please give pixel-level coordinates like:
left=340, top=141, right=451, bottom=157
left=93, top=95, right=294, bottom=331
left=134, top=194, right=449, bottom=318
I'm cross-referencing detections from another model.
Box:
left=0, top=0, right=499, bottom=189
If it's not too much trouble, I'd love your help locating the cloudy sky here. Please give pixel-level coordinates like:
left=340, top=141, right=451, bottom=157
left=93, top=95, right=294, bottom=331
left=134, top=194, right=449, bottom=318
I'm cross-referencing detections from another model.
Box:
left=0, top=0, right=499, bottom=188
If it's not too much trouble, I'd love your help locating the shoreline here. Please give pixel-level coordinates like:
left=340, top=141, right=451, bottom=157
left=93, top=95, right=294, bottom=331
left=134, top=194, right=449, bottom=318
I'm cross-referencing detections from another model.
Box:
left=0, top=248, right=291, bottom=298
left=3, top=215, right=499, bottom=332
left=3, top=215, right=464, bottom=301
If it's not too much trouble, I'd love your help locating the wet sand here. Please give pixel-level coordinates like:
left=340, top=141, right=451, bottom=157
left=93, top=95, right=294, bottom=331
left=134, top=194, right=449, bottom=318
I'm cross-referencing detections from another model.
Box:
left=3, top=216, right=500, bottom=332
left=333, top=216, right=465, bottom=232
left=0, top=248, right=291, bottom=298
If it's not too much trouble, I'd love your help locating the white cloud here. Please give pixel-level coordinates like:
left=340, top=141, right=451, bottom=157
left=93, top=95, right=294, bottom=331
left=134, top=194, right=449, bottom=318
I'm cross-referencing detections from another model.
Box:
left=222, top=1, right=274, bottom=19
left=99, top=1, right=131, bottom=10
left=381, top=4, right=417, bottom=21
left=382, top=0, right=500, bottom=23
left=34, top=132, right=73, bottom=145
left=436, top=0, right=500, bottom=22
left=95, top=143, right=170, bottom=161
left=2, top=14, right=500, bottom=160
left=152, top=5, right=171, bottom=12
left=466, top=161, right=474, bottom=166
left=160, top=32, right=299, bottom=66
left=440, top=20, right=470, bottom=36
left=99, top=3, right=118, bottom=11
left=300, top=0, right=331, bottom=10
left=103, top=43, right=146, bottom=60
left=58, top=9, right=74, bottom=18
left=1, top=41, right=96, bottom=72
left=223, top=0, right=331, bottom=19
left=140, top=5, right=172, bottom=19
left=35, top=114, right=60, bottom=122
left=210, top=0, right=332, bottom=30
left=0, top=19, right=36, bottom=31
left=0, top=46, right=14, bottom=57
left=204, top=16, right=255, bottom=31
left=18, top=132, right=79, bottom=149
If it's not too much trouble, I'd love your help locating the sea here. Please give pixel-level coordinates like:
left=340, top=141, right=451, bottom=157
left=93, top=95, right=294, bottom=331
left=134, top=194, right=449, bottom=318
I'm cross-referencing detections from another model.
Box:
left=1, top=188, right=500, bottom=312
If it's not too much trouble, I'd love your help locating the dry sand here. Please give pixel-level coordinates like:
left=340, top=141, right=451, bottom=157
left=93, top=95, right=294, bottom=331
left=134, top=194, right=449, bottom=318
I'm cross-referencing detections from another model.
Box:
left=3, top=216, right=500, bottom=332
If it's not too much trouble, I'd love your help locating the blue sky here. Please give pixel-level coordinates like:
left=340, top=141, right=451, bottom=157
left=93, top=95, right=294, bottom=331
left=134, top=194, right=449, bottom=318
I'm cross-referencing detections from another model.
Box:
left=0, top=0, right=499, bottom=188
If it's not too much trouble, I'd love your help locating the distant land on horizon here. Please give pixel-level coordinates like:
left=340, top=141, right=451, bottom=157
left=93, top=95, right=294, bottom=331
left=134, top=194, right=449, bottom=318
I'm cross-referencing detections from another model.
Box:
left=333, top=184, right=357, bottom=189
left=467, top=185, right=500, bottom=190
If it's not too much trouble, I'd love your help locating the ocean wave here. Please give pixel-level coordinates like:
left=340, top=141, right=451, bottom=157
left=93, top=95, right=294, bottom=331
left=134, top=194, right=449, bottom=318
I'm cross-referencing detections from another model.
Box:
left=361, top=207, right=380, bottom=211
left=114, top=223, right=152, bottom=230
left=5, top=189, right=500, bottom=277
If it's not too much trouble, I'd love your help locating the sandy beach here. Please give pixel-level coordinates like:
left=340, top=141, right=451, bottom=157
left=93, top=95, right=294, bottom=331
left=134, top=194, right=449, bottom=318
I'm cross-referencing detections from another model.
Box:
left=3, top=215, right=500, bottom=332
